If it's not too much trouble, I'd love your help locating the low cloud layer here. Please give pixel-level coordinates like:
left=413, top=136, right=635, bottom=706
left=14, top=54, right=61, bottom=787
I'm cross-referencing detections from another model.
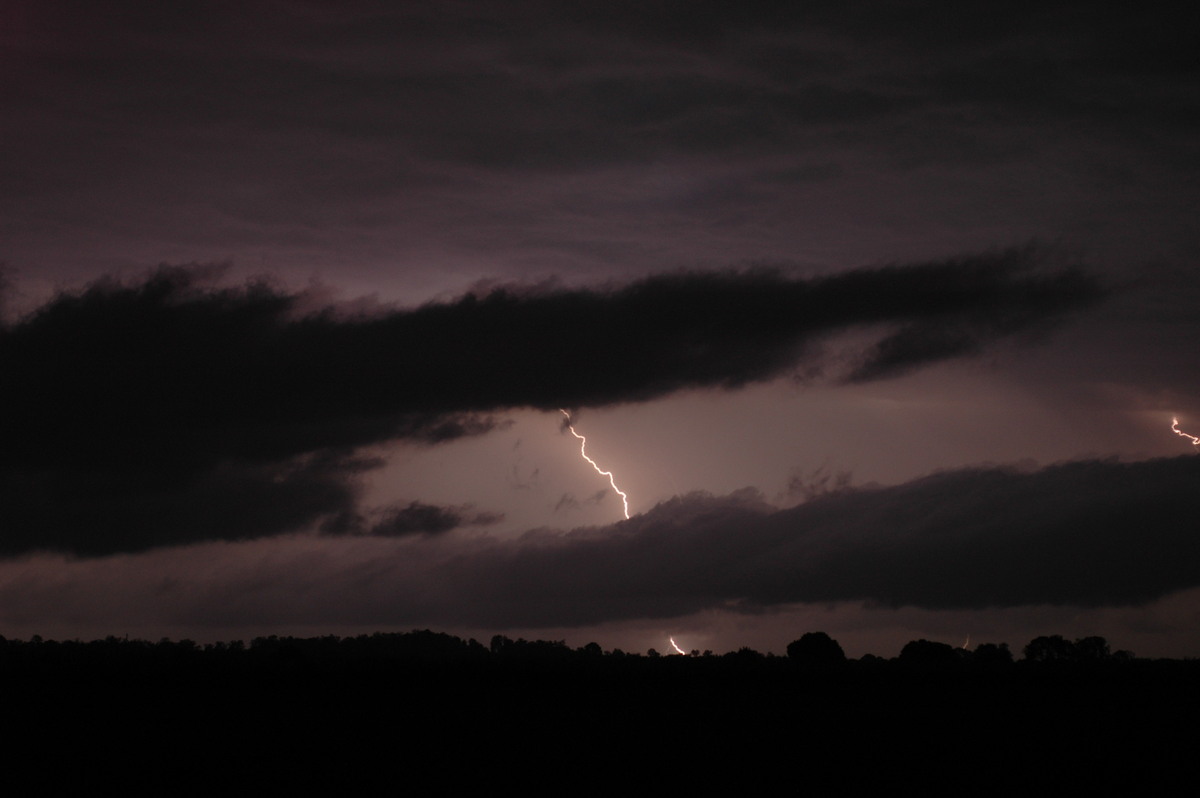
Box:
left=0, top=252, right=1101, bottom=556
left=320, top=502, right=504, bottom=538
left=3, top=456, right=1193, bottom=636
left=335, top=455, right=1200, bottom=625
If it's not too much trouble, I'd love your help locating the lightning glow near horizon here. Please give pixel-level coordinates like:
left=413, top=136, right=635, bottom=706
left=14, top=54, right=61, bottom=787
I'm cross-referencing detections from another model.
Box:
left=670, top=637, right=686, bottom=656
left=560, top=409, right=631, bottom=519
left=1172, top=417, right=1200, bottom=448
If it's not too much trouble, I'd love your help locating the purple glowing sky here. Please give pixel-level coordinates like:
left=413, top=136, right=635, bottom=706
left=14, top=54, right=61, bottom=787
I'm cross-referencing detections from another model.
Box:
left=1, top=2, right=1198, bottom=656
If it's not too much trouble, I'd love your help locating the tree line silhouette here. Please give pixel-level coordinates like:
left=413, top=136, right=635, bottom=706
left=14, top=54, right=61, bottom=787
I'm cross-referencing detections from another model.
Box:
left=0, top=628, right=1156, bottom=670
left=3, top=627, right=1195, bottom=793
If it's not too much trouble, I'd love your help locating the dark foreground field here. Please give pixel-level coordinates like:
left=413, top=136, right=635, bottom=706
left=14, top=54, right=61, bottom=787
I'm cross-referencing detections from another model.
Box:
left=4, top=632, right=1195, bottom=793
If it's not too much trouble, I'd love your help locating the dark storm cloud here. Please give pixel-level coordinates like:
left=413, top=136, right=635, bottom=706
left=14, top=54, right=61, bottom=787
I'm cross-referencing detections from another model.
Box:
left=0, top=453, right=501, bottom=556
left=0, top=452, right=364, bottom=558
left=0, top=250, right=1100, bottom=556
left=6, top=1, right=1191, bottom=191
left=320, top=502, right=503, bottom=538
left=5, top=0, right=1195, bottom=312
left=0, top=267, right=502, bottom=474
left=375, top=455, right=1200, bottom=628
left=1, top=251, right=1100, bottom=467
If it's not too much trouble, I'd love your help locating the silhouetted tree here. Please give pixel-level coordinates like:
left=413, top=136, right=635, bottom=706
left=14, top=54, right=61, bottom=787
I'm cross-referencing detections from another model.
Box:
left=972, top=642, right=1013, bottom=666
left=899, top=639, right=960, bottom=668
left=1024, top=635, right=1076, bottom=663
left=727, top=647, right=764, bottom=662
left=499, top=638, right=571, bottom=661
left=1074, top=636, right=1111, bottom=661
left=786, top=632, right=847, bottom=666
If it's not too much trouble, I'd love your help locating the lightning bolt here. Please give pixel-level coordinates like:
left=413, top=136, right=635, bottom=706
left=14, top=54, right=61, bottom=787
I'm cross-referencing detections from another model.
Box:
left=670, top=637, right=686, bottom=655
left=560, top=409, right=630, bottom=520
left=1172, top=417, right=1200, bottom=449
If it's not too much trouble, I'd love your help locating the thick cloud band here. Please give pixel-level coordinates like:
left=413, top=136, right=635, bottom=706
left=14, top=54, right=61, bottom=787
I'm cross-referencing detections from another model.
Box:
left=2, top=251, right=1099, bottom=467
left=400, top=455, right=1200, bottom=626
left=0, top=251, right=1102, bottom=556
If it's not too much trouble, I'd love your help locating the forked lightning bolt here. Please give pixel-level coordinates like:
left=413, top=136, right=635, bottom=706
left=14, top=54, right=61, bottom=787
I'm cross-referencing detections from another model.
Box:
left=560, top=409, right=630, bottom=519
left=1173, top=417, right=1200, bottom=448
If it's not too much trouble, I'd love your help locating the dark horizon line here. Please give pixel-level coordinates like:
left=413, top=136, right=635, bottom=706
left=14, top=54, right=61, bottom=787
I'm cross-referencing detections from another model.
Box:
left=0, top=627, right=1161, bottom=665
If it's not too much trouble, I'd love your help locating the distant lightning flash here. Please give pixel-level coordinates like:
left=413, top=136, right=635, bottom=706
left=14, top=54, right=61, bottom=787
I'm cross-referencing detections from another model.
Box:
left=1172, top=417, right=1200, bottom=449
left=560, top=409, right=631, bottom=519
left=670, top=637, right=686, bottom=656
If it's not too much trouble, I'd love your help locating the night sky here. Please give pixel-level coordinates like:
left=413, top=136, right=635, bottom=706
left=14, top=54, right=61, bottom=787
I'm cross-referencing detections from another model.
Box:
left=2, top=1, right=1198, bottom=657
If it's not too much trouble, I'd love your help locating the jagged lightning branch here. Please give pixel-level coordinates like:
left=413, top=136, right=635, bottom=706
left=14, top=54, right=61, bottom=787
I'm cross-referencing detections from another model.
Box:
left=670, top=637, right=687, bottom=656
left=1173, top=417, right=1200, bottom=449
left=560, top=409, right=630, bottom=519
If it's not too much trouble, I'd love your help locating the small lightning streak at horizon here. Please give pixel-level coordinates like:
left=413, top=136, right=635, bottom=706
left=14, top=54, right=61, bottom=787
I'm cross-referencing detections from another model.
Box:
left=560, top=409, right=631, bottom=520
left=670, top=637, right=686, bottom=656
left=1172, top=417, right=1200, bottom=449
